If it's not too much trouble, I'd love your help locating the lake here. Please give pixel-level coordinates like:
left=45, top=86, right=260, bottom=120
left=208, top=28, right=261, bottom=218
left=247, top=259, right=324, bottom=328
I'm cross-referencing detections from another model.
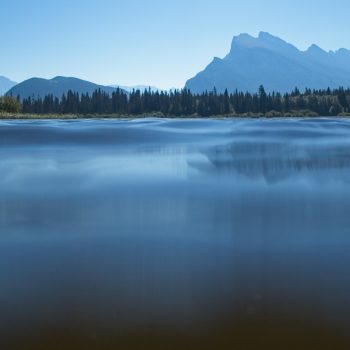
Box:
left=1, top=117, right=350, bottom=349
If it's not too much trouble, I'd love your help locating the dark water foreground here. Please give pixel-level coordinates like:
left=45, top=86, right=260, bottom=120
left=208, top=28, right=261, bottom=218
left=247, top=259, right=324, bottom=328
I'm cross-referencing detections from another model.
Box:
left=1, top=117, right=350, bottom=349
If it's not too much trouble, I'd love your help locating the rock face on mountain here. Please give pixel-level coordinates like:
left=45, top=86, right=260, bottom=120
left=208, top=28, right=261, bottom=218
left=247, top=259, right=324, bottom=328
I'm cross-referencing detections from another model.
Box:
left=7, top=76, right=120, bottom=99
left=185, top=32, right=350, bottom=93
left=0, top=76, right=17, bottom=96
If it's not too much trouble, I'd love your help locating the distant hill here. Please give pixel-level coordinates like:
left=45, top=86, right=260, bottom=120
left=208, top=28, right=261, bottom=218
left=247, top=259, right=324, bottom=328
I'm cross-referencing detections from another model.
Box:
left=185, top=32, right=350, bottom=93
left=0, top=76, right=17, bottom=96
left=7, top=76, right=121, bottom=99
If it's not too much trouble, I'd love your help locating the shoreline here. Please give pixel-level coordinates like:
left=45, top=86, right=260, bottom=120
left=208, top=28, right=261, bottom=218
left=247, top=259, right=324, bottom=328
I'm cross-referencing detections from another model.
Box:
left=1, top=112, right=350, bottom=120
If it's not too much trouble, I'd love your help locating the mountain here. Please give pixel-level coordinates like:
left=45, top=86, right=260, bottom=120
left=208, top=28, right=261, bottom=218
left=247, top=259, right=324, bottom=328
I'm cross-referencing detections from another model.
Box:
left=0, top=76, right=17, bottom=96
left=185, top=32, right=350, bottom=93
left=7, top=76, right=121, bottom=99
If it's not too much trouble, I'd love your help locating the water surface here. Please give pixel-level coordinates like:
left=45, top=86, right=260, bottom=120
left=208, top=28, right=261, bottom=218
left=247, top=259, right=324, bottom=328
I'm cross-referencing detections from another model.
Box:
left=1, top=117, right=350, bottom=349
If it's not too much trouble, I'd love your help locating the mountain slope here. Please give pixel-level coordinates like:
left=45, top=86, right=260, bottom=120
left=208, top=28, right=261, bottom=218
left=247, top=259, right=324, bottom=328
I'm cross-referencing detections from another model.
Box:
left=7, top=76, right=120, bottom=99
left=185, top=32, right=350, bottom=93
left=0, top=76, right=17, bottom=96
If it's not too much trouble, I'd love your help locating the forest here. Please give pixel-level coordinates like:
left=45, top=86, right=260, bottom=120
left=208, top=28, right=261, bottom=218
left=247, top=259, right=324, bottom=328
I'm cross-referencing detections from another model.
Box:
left=2, top=85, right=350, bottom=117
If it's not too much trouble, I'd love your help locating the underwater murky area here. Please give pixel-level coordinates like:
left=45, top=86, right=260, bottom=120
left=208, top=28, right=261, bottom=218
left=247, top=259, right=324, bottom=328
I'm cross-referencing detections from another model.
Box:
left=1, top=117, right=350, bottom=349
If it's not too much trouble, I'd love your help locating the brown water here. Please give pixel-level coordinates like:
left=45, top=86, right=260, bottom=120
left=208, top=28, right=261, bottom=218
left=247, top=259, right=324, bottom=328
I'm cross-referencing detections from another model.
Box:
left=1, top=118, right=350, bottom=349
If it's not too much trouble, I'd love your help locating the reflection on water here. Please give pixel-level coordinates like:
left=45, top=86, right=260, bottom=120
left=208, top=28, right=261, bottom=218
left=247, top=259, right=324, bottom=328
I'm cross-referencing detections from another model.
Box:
left=196, top=142, right=350, bottom=182
left=1, top=118, right=350, bottom=349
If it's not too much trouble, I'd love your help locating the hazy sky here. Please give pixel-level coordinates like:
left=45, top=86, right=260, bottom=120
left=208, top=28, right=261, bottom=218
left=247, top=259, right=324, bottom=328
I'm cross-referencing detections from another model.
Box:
left=1, top=0, right=349, bottom=89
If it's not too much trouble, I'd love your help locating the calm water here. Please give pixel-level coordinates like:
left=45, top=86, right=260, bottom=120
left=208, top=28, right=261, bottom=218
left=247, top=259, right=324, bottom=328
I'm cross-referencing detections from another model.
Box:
left=1, top=117, right=350, bottom=349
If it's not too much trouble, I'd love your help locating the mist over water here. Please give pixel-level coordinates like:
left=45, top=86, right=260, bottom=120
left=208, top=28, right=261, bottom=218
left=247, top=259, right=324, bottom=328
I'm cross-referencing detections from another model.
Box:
left=1, top=118, right=350, bottom=349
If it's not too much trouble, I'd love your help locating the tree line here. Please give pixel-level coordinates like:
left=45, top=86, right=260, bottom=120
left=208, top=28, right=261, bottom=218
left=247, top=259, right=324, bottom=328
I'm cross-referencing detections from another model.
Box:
left=6, top=85, right=350, bottom=116
left=0, top=96, right=21, bottom=113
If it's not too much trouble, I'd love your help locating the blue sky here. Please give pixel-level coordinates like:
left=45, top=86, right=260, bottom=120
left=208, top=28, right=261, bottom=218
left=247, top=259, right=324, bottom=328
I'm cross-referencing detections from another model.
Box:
left=1, top=0, right=349, bottom=89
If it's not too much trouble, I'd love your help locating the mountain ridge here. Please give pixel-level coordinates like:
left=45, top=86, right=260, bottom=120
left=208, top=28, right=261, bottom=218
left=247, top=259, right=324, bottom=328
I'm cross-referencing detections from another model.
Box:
left=185, top=32, right=350, bottom=93
left=0, top=76, right=17, bottom=96
left=7, top=76, right=123, bottom=99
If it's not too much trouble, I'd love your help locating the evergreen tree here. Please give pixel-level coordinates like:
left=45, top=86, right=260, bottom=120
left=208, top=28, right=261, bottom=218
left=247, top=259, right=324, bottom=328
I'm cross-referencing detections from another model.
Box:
left=16, top=86, right=350, bottom=117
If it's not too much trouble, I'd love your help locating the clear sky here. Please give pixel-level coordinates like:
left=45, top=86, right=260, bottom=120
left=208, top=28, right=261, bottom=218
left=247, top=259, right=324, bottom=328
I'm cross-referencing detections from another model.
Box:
left=1, top=0, right=349, bottom=89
